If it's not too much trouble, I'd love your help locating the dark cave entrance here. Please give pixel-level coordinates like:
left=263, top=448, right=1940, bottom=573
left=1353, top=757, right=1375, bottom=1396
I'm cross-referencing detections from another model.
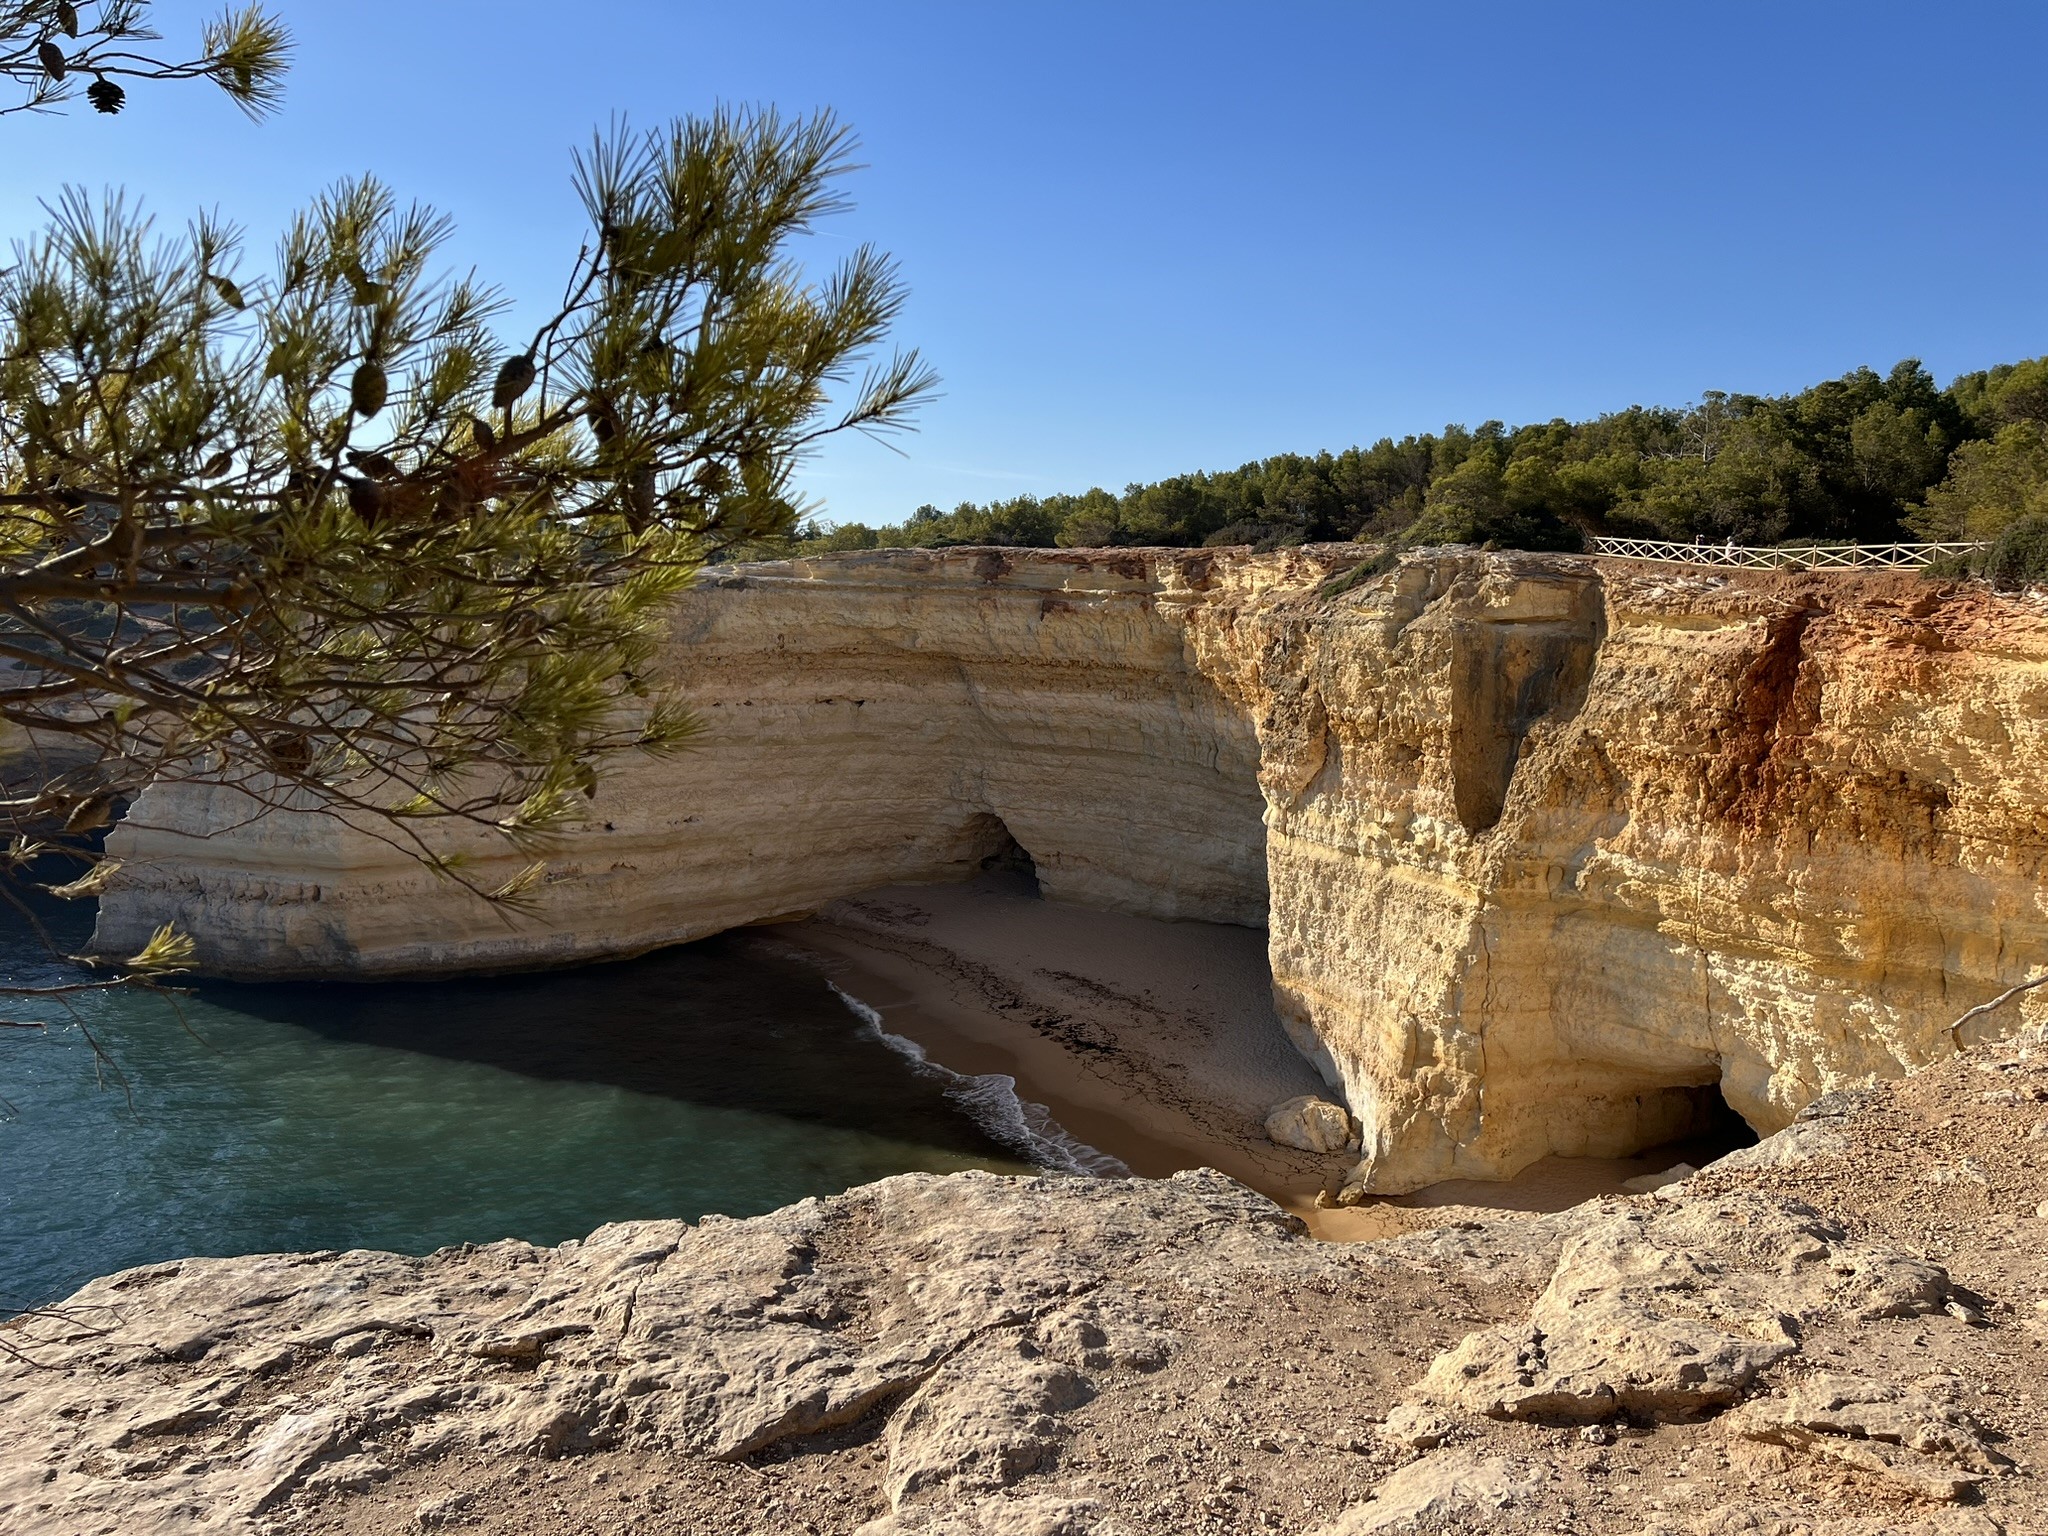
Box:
left=958, top=811, right=1041, bottom=897
left=1637, top=1079, right=1761, bottom=1168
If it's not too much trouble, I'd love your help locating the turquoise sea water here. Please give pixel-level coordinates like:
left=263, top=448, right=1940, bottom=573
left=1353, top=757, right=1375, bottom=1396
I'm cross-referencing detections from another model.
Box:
left=0, top=906, right=1034, bottom=1309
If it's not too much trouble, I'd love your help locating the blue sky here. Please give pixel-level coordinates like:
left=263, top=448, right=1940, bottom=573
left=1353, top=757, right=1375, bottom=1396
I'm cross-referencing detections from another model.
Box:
left=5, top=2, right=2045, bottom=526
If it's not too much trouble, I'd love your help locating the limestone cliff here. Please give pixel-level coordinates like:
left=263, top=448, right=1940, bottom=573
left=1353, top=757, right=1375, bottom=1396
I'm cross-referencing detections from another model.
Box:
left=96, top=548, right=1282, bottom=975
left=91, top=547, right=2048, bottom=1191
left=1215, top=554, right=2048, bottom=1191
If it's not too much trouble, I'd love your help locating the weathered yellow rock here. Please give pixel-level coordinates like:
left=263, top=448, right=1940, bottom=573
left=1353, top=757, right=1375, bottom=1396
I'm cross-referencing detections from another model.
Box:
left=1226, top=552, right=2048, bottom=1191
left=96, top=547, right=1284, bottom=975
left=1264, top=1095, right=1358, bottom=1153
left=92, top=547, right=2048, bottom=1191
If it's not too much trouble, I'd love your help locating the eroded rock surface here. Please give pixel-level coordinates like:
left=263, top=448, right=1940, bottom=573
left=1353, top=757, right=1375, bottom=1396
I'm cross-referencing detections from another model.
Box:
left=1309, top=1450, right=1543, bottom=1533
left=0, top=1171, right=1300, bottom=1534
left=1723, top=1374, right=2009, bottom=1503
left=1410, top=1191, right=1951, bottom=1423
left=5, top=1032, right=2047, bottom=1535
left=1232, top=556, right=2048, bottom=1193
left=94, top=548, right=1293, bottom=977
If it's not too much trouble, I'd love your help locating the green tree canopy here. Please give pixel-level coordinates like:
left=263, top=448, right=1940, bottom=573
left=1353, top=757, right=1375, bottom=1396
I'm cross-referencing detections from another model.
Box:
left=804, top=356, right=2048, bottom=559
left=1908, top=423, right=2048, bottom=541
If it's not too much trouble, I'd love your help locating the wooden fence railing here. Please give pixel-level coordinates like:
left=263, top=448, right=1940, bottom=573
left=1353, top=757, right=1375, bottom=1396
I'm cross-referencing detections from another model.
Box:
left=1589, top=537, right=1986, bottom=571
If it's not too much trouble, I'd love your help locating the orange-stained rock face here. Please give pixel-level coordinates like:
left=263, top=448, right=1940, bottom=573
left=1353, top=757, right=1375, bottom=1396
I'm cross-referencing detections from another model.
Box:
left=90, top=547, right=2048, bottom=1190
left=1215, top=554, right=2048, bottom=1191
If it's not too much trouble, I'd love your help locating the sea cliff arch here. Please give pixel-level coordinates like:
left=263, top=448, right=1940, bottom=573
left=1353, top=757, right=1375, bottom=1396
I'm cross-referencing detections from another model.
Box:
left=94, top=546, right=1277, bottom=978
left=89, top=545, right=2048, bottom=1193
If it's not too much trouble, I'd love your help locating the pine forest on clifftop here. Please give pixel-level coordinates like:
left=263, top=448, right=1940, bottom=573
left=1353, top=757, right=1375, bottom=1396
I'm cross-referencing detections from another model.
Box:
left=802, top=355, right=2048, bottom=566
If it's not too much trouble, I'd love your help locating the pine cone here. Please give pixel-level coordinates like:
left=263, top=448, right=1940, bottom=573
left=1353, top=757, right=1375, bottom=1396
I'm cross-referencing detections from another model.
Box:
left=86, top=78, right=123, bottom=114
left=491, top=354, right=536, bottom=410
left=63, top=791, right=116, bottom=834
left=345, top=475, right=385, bottom=525
left=266, top=733, right=312, bottom=774
left=621, top=464, right=659, bottom=532
left=350, top=361, right=388, bottom=418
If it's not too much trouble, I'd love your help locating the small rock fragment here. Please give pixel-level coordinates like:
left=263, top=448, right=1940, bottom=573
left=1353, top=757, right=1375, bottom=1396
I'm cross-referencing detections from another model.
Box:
left=414, top=1490, right=476, bottom=1529
left=1925, top=1157, right=1991, bottom=1186
left=1379, top=1403, right=1458, bottom=1451
left=1621, top=1162, right=1696, bottom=1194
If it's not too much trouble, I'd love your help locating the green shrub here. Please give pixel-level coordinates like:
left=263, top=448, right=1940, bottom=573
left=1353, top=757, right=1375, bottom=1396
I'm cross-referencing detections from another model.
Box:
left=1917, top=551, right=1975, bottom=581
left=1314, top=546, right=1399, bottom=602
left=1982, top=513, right=2048, bottom=588
left=1201, top=519, right=1307, bottom=552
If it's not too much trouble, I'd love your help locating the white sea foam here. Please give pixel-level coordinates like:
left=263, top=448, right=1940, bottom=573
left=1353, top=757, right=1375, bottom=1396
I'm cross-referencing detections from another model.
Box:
left=829, top=983, right=1130, bottom=1178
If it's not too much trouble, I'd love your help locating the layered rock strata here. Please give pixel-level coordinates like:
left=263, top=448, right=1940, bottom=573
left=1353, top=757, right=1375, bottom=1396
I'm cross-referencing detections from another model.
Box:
left=1223, top=554, right=2048, bottom=1190
left=92, top=548, right=2048, bottom=1191
left=3, top=1027, right=2044, bottom=1536
left=95, top=549, right=1279, bottom=976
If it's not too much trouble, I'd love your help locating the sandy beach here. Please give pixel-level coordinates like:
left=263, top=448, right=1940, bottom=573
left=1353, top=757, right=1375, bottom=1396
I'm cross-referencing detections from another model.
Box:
left=768, top=874, right=1735, bottom=1241
left=765, top=872, right=1340, bottom=1197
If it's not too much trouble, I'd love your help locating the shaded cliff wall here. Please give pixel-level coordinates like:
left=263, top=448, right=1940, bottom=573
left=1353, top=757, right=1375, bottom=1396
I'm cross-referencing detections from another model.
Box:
left=93, top=549, right=1280, bottom=977
left=91, top=547, right=2048, bottom=1190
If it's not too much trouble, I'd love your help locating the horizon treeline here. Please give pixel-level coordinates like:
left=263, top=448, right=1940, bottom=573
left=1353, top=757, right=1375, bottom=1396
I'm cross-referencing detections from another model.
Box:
left=799, top=356, right=2048, bottom=556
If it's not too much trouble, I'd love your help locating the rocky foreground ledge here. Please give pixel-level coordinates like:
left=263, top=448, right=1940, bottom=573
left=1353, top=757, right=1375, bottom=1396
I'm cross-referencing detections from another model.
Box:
left=5, top=1035, right=2046, bottom=1536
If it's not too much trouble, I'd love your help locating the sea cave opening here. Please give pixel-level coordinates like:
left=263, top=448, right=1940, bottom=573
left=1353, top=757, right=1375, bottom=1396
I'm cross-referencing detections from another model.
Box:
left=958, top=810, right=1041, bottom=896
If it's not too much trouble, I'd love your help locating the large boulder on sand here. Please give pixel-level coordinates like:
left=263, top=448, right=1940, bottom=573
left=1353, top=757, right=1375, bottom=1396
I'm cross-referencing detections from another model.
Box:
left=1264, top=1094, right=1357, bottom=1153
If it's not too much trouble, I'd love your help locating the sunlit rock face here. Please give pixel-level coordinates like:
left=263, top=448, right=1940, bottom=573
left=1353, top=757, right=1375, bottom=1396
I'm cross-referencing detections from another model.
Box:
left=93, top=547, right=2048, bottom=1190
left=94, top=547, right=1283, bottom=976
left=1215, top=551, right=2048, bottom=1191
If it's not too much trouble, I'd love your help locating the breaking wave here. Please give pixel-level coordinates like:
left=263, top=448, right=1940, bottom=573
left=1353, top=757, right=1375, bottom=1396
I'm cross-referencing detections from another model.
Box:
left=830, top=984, right=1130, bottom=1178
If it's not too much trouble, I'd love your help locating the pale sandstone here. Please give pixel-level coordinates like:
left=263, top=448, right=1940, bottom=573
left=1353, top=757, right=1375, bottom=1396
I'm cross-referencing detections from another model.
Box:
left=91, top=547, right=2048, bottom=1191
left=1263, top=1095, right=1358, bottom=1154
left=1618, top=1161, right=1695, bottom=1192
left=1222, top=553, right=2048, bottom=1191
left=0, top=1169, right=1300, bottom=1535
left=1407, top=1189, right=1951, bottom=1423
left=5, top=1038, right=2045, bottom=1536
left=1722, top=1373, right=2008, bottom=1502
left=94, top=548, right=1286, bottom=975
left=1308, top=1450, right=1543, bottom=1533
